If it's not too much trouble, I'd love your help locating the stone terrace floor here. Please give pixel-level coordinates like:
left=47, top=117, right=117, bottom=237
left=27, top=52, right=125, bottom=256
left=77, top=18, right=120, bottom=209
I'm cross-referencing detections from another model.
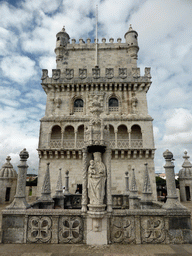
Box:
left=0, top=202, right=192, bottom=256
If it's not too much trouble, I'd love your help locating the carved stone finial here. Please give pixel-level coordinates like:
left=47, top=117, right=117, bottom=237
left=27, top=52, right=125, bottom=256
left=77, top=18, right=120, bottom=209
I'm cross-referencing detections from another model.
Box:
left=163, top=149, right=173, bottom=160
left=182, top=151, right=192, bottom=168
left=125, top=171, right=128, bottom=176
left=54, top=168, right=63, bottom=198
left=143, top=163, right=152, bottom=194
left=19, top=148, right=29, bottom=161
left=62, top=26, right=65, bottom=32
left=40, top=163, right=52, bottom=201
left=129, top=24, right=133, bottom=31
left=6, top=156, right=11, bottom=164
left=130, top=169, right=137, bottom=192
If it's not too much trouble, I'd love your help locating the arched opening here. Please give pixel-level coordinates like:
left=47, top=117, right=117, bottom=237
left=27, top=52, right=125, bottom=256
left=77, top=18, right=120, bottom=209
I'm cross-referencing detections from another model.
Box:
left=109, top=125, right=115, bottom=148
left=117, top=125, right=129, bottom=148
left=131, top=125, right=142, bottom=148
left=50, top=125, right=61, bottom=148
left=109, top=97, right=119, bottom=112
left=74, top=99, right=84, bottom=113
left=77, top=125, right=84, bottom=148
left=63, top=126, right=75, bottom=148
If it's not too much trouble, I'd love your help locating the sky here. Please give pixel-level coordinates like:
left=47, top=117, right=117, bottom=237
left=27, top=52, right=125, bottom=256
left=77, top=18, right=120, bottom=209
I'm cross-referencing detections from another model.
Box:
left=0, top=0, right=192, bottom=174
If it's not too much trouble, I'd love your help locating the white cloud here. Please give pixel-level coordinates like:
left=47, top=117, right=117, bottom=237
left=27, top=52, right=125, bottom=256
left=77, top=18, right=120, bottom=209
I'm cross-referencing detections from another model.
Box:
left=0, top=55, right=37, bottom=84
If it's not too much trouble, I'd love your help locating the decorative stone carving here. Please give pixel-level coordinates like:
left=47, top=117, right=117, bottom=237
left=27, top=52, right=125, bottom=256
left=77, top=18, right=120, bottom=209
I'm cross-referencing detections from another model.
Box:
left=41, top=69, right=48, bottom=80
left=81, top=148, right=88, bottom=212
left=27, top=216, right=52, bottom=243
left=92, top=68, right=100, bottom=79
left=7, top=148, right=29, bottom=209
left=131, top=94, right=138, bottom=114
left=88, top=152, right=106, bottom=206
left=105, top=68, right=114, bottom=79
left=52, top=69, right=60, bottom=80
left=54, top=98, right=62, bottom=108
left=66, top=69, right=74, bottom=79
left=59, top=216, right=83, bottom=243
left=119, top=68, right=127, bottom=79
left=145, top=67, right=151, bottom=79
left=89, top=94, right=103, bottom=117
left=79, top=69, right=87, bottom=79
left=132, top=68, right=140, bottom=78
left=111, top=217, right=135, bottom=243
left=141, top=217, right=166, bottom=243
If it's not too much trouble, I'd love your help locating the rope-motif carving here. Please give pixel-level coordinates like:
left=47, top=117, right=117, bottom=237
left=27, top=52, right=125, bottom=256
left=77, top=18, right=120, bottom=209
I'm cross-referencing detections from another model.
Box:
left=81, top=148, right=88, bottom=212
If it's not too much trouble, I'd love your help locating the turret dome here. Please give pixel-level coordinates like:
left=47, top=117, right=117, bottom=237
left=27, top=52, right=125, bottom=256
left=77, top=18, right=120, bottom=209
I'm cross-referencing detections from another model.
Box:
left=0, top=156, right=17, bottom=178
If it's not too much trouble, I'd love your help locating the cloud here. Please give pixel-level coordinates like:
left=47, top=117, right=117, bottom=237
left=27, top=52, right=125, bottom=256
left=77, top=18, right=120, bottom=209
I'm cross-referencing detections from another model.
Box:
left=0, top=55, right=37, bottom=84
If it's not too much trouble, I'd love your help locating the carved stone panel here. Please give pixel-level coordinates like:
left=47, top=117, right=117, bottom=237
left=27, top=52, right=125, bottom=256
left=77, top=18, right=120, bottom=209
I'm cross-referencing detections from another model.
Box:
left=79, top=69, right=87, bottom=79
left=111, top=216, right=135, bottom=243
left=132, top=68, right=140, bottom=78
left=106, top=68, right=114, bottom=79
left=141, top=217, right=166, bottom=243
left=59, top=216, right=83, bottom=243
left=27, top=216, right=52, bottom=243
left=66, top=69, right=74, bottom=79
left=92, top=68, right=100, bottom=79
left=119, top=68, right=127, bottom=79
left=52, top=69, right=60, bottom=80
left=41, top=69, right=48, bottom=80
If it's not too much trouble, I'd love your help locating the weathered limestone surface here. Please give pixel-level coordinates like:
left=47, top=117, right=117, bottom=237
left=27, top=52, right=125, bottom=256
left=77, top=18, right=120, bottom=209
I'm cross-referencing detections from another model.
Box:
left=37, top=26, right=156, bottom=200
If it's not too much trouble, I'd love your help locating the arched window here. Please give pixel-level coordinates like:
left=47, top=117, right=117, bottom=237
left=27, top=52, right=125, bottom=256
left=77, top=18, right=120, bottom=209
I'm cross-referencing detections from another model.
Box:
left=74, top=99, right=84, bottom=112
left=117, top=125, right=129, bottom=148
left=50, top=125, right=61, bottom=148
left=109, top=125, right=115, bottom=148
left=51, top=125, right=61, bottom=140
left=109, top=97, right=119, bottom=112
left=131, top=125, right=142, bottom=139
left=131, top=125, right=142, bottom=148
left=77, top=125, right=84, bottom=148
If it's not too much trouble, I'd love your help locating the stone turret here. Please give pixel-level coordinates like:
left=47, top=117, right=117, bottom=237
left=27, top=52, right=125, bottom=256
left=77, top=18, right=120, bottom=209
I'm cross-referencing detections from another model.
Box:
left=124, top=25, right=139, bottom=59
left=56, top=26, right=70, bottom=48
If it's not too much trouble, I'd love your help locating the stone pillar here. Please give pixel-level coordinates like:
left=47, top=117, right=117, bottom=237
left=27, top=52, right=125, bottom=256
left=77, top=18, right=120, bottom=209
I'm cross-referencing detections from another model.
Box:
left=163, top=149, right=185, bottom=209
left=75, top=130, right=77, bottom=148
left=64, top=170, right=70, bottom=195
left=123, top=171, right=129, bottom=208
left=7, top=148, right=29, bottom=209
left=81, top=148, right=88, bottom=213
left=128, top=132, right=131, bottom=148
left=115, top=129, right=118, bottom=148
left=106, top=148, right=112, bottom=213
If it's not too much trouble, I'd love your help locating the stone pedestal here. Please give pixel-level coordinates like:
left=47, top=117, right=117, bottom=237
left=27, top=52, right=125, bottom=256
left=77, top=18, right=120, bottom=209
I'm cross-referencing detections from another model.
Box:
left=7, top=149, right=29, bottom=210
left=86, top=216, right=108, bottom=245
left=162, top=150, right=186, bottom=210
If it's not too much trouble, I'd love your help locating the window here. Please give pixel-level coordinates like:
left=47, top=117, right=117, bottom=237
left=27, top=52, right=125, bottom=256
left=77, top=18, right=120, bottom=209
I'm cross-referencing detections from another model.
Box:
left=74, top=99, right=84, bottom=112
left=109, top=98, right=119, bottom=112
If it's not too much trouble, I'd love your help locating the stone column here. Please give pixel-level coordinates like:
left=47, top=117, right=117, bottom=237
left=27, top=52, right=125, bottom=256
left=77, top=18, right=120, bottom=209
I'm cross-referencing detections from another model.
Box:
left=64, top=170, right=70, bottom=195
left=163, top=149, right=185, bottom=209
left=128, top=132, right=131, bottom=148
left=7, top=148, right=29, bottom=209
left=115, top=130, right=118, bottom=148
left=106, top=148, right=112, bottom=212
left=125, top=171, right=129, bottom=194
left=81, top=148, right=88, bottom=213
left=75, top=130, right=77, bottom=148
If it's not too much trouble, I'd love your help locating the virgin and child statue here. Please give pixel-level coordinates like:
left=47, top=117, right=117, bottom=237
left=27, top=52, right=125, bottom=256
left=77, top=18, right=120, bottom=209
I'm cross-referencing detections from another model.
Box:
left=88, top=152, right=106, bottom=205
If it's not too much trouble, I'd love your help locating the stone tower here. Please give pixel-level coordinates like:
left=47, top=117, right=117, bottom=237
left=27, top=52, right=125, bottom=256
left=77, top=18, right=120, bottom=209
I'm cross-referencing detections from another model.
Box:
left=37, top=25, right=156, bottom=199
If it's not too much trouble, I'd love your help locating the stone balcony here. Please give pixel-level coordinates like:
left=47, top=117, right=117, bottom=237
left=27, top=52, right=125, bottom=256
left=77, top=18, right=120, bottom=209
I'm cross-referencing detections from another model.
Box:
left=48, top=139, right=143, bottom=150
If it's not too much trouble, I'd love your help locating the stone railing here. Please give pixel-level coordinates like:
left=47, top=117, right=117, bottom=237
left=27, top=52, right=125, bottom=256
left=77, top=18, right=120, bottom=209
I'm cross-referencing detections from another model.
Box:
left=117, top=139, right=129, bottom=148
left=131, top=139, right=143, bottom=148
left=74, top=107, right=83, bottom=112
left=109, top=107, right=119, bottom=112
left=50, top=140, right=62, bottom=148
left=76, top=140, right=84, bottom=148
left=63, top=139, right=75, bottom=149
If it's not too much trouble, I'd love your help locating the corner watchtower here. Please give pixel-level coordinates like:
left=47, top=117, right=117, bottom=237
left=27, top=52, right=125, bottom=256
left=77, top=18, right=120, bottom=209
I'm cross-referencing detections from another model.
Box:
left=124, top=25, right=139, bottom=59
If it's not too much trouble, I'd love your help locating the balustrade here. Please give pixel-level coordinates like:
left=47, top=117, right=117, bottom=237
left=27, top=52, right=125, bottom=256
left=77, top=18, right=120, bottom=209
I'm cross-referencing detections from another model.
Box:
left=50, top=140, right=62, bottom=148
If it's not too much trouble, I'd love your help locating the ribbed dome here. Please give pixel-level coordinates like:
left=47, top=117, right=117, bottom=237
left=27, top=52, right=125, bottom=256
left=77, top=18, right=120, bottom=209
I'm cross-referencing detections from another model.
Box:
left=179, top=151, right=192, bottom=179
left=0, top=156, right=17, bottom=178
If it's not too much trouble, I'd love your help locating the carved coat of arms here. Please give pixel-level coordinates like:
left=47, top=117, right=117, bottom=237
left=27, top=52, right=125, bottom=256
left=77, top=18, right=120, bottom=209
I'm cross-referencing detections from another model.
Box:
left=66, top=69, right=74, bottom=79
left=79, top=69, right=87, bottom=79
left=52, top=69, right=60, bottom=80
left=92, top=68, right=100, bottom=79
left=106, top=68, right=114, bottom=79
left=41, top=69, right=48, bottom=80
left=119, top=68, right=127, bottom=79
